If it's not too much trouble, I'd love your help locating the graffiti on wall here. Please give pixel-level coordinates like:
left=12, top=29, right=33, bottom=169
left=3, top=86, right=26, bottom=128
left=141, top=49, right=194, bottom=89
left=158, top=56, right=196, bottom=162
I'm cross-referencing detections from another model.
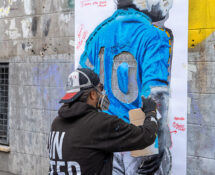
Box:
left=33, top=63, right=74, bottom=110
left=0, top=0, right=14, bottom=18
left=0, top=0, right=34, bottom=18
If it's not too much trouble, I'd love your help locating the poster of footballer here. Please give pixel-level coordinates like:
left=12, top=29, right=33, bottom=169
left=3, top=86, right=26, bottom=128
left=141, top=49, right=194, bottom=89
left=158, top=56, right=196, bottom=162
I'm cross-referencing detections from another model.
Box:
left=75, top=0, right=188, bottom=174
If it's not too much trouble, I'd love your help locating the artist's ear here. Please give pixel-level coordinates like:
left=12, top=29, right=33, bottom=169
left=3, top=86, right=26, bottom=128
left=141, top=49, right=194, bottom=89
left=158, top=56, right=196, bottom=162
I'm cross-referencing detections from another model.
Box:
left=89, top=90, right=98, bottom=101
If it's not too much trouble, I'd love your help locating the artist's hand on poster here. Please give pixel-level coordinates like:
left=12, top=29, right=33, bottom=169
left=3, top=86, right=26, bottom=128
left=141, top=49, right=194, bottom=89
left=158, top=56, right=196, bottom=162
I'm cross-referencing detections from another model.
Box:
left=141, top=97, right=157, bottom=118
left=137, top=151, right=164, bottom=175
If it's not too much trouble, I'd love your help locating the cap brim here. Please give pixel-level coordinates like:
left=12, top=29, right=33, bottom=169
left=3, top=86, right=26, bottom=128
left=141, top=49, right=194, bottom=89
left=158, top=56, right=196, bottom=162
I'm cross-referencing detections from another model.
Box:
left=59, top=91, right=83, bottom=104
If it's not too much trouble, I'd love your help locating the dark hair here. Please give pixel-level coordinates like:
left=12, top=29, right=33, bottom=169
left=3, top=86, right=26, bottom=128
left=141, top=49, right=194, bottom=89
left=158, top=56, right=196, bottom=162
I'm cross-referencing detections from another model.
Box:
left=116, top=0, right=166, bottom=22
left=78, top=89, right=95, bottom=103
left=117, top=0, right=139, bottom=11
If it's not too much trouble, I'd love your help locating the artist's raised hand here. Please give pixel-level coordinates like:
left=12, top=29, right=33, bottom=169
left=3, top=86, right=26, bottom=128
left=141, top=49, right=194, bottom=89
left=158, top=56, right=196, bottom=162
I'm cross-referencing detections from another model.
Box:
left=141, top=97, right=157, bottom=119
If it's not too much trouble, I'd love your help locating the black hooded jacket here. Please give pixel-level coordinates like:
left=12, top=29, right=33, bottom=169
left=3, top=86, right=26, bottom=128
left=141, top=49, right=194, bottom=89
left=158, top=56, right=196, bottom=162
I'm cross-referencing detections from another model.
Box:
left=48, top=101, right=158, bottom=175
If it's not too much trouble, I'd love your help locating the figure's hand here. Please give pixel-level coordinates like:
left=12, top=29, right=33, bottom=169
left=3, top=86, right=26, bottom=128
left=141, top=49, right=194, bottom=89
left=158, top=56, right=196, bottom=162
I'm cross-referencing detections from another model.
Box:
left=137, top=151, right=164, bottom=175
left=141, top=97, right=157, bottom=118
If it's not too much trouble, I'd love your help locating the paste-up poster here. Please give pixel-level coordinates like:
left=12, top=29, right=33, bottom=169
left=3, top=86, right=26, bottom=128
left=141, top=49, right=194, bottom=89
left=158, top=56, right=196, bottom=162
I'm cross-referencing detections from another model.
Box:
left=75, top=0, right=188, bottom=175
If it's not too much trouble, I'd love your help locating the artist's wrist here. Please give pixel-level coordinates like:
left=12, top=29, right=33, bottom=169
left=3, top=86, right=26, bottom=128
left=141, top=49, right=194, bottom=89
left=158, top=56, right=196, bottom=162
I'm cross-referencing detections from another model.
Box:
left=145, top=116, right=158, bottom=126
left=145, top=111, right=157, bottom=119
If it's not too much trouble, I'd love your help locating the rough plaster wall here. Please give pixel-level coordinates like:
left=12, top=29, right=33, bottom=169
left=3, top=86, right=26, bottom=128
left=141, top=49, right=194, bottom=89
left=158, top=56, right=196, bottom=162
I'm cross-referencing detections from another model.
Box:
left=188, top=0, right=215, bottom=174
left=0, top=0, right=75, bottom=174
left=187, top=36, right=215, bottom=175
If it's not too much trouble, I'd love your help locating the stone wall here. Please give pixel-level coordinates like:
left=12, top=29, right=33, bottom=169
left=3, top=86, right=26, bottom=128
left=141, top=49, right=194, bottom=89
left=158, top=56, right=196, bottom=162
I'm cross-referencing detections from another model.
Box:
left=0, top=0, right=74, bottom=174
left=187, top=36, right=215, bottom=175
left=187, top=0, right=215, bottom=174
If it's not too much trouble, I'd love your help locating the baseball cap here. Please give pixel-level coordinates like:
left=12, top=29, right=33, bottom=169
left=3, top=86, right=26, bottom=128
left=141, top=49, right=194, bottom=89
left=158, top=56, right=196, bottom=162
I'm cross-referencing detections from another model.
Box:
left=60, top=68, right=100, bottom=103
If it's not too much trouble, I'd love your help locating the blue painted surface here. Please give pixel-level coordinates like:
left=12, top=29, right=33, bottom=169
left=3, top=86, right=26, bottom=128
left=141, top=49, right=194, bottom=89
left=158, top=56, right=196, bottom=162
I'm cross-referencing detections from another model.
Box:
left=79, top=8, right=170, bottom=123
left=155, top=136, right=159, bottom=148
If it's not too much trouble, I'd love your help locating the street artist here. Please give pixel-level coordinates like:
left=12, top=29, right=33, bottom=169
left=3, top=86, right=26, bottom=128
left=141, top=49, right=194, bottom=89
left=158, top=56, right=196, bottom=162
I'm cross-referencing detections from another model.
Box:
left=48, top=68, right=158, bottom=175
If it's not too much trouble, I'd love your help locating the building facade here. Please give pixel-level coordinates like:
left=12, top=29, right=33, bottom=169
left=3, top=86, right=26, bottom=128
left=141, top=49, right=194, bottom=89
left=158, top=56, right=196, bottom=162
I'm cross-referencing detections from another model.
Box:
left=0, top=0, right=214, bottom=174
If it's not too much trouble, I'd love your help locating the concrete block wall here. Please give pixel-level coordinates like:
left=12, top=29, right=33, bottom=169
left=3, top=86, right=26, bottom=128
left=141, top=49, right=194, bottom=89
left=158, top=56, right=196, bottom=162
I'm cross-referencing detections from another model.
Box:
left=187, top=35, right=215, bottom=175
left=187, top=0, right=215, bottom=174
left=0, top=0, right=74, bottom=174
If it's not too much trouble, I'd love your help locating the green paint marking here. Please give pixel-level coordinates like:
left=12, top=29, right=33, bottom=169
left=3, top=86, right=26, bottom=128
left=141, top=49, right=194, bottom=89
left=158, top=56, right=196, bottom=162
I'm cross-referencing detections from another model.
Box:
left=68, top=0, right=74, bottom=8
